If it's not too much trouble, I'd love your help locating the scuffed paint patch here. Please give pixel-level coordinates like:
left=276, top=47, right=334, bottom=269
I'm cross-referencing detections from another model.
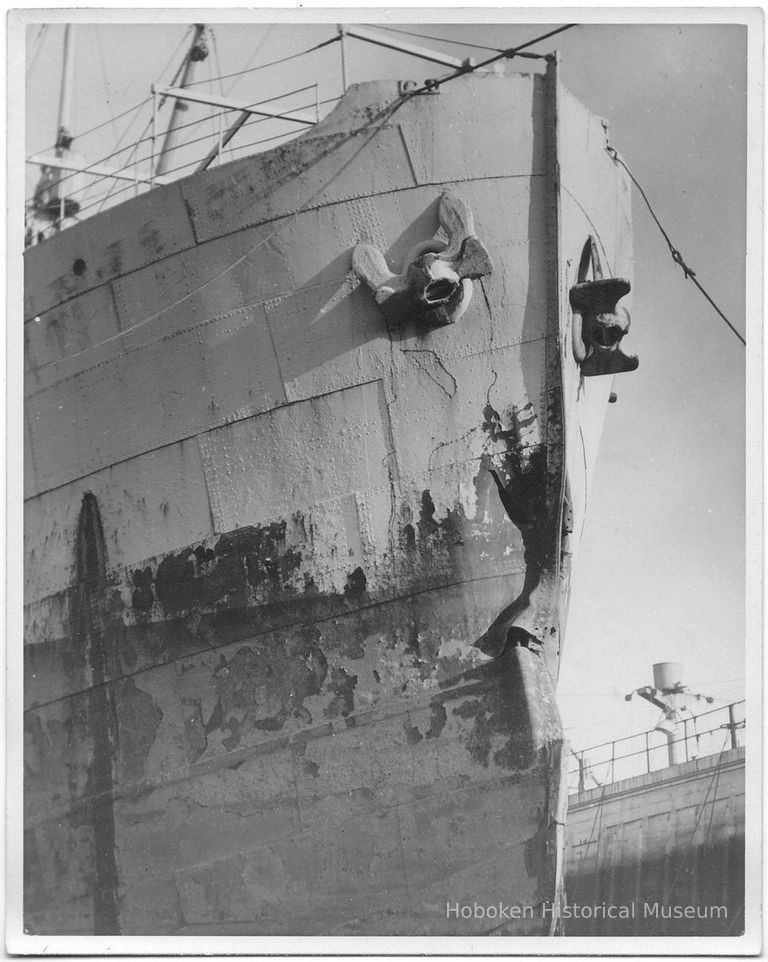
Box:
left=344, top=567, right=367, bottom=597
left=426, top=701, right=448, bottom=739
left=292, top=740, right=321, bottom=778
left=395, top=489, right=473, bottom=578
left=211, top=637, right=328, bottom=750
left=403, top=715, right=423, bottom=745
left=451, top=684, right=534, bottom=771
left=181, top=698, right=207, bottom=763
left=437, top=634, right=488, bottom=665
left=402, top=700, right=447, bottom=745
left=131, top=568, right=154, bottom=611
left=114, top=677, right=164, bottom=782
left=325, top=667, right=357, bottom=719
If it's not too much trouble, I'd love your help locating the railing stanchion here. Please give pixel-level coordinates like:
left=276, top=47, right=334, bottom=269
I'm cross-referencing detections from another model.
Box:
left=150, top=86, right=157, bottom=188
left=338, top=25, right=348, bottom=91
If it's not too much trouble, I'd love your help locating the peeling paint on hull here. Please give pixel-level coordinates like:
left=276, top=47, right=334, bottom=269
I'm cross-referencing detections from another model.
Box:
left=23, top=61, right=632, bottom=935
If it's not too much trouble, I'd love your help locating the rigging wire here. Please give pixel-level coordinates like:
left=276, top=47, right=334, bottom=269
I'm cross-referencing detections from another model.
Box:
left=26, top=24, right=48, bottom=77
left=28, top=93, right=406, bottom=366
left=209, top=28, right=229, bottom=166
left=78, top=24, right=121, bottom=209
left=95, top=25, right=116, bottom=128
left=80, top=97, right=339, bottom=214
left=166, top=25, right=195, bottom=89
left=59, top=93, right=344, bottom=223
left=29, top=21, right=564, bottom=198
left=29, top=27, right=194, bottom=215
left=577, top=780, right=608, bottom=875
left=182, top=34, right=341, bottom=89
left=32, top=96, right=151, bottom=159
left=28, top=106, right=246, bottom=204
left=36, top=97, right=325, bottom=211
left=28, top=84, right=339, bottom=209
left=29, top=24, right=565, bottom=207
left=211, top=28, right=224, bottom=98
left=398, top=23, right=576, bottom=97
left=649, top=735, right=730, bottom=935
left=605, top=144, right=745, bottom=347
left=372, top=23, right=544, bottom=57
left=374, top=23, right=506, bottom=51
left=225, top=24, right=275, bottom=96
left=94, top=27, right=196, bottom=215
left=205, top=30, right=219, bottom=162
left=32, top=26, right=191, bottom=157
left=28, top=24, right=572, bottom=331
left=703, top=741, right=725, bottom=845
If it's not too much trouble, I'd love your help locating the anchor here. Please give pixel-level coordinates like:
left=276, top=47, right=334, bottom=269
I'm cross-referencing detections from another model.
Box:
left=570, top=237, right=638, bottom=376
left=352, top=191, right=493, bottom=328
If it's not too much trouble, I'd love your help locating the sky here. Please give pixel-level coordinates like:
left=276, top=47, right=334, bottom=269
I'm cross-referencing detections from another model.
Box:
left=21, top=13, right=753, bottom=761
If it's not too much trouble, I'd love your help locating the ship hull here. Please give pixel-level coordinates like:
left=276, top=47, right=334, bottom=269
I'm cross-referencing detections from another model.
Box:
left=24, top=60, right=632, bottom=935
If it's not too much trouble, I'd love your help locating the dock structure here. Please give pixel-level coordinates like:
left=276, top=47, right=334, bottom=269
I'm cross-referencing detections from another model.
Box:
left=565, top=702, right=745, bottom=937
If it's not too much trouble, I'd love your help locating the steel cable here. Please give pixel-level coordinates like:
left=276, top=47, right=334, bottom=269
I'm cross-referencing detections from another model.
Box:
left=182, top=34, right=341, bottom=89
left=63, top=93, right=343, bottom=223
left=27, top=85, right=334, bottom=208
left=398, top=23, right=577, bottom=96
left=648, top=735, right=730, bottom=935
left=373, top=23, right=546, bottom=56
left=605, top=145, right=745, bottom=346
left=28, top=25, right=568, bottom=212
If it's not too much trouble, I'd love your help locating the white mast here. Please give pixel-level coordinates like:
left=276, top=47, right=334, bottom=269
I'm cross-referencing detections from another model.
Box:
left=56, top=23, right=76, bottom=153
left=27, top=23, right=82, bottom=242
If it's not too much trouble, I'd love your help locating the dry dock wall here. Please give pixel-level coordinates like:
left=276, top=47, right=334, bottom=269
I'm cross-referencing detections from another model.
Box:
left=565, top=747, right=745, bottom=936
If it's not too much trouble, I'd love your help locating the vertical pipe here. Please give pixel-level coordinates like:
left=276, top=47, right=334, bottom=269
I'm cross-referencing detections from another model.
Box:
left=666, top=727, right=685, bottom=766
left=728, top=703, right=738, bottom=750
left=610, top=741, right=615, bottom=783
left=645, top=730, right=651, bottom=773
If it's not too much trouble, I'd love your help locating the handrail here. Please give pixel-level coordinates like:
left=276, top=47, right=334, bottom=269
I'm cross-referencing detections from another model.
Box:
left=568, top=700, right=745, bottom=793
left=574, top=699, right=744, bottom=758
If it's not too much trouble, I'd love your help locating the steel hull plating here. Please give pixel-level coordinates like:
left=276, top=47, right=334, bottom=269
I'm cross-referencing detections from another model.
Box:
left=23, top=63, right=632, bottom=934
